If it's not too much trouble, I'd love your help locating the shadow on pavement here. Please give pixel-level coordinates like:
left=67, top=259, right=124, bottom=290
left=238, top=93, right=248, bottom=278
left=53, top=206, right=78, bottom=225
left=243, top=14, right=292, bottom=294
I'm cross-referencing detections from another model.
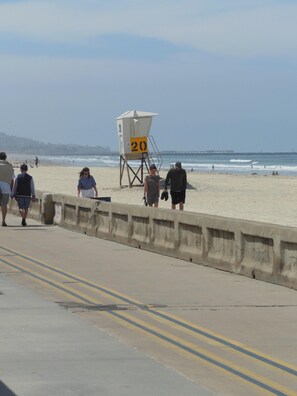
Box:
left=0, top=381, right=17, bottom=396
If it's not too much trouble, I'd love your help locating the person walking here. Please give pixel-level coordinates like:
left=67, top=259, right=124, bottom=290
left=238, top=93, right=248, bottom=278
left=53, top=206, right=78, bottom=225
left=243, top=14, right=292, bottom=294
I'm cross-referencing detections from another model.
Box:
left=12, top=164, right=36, bottom=226
left=77, top=167, right=98, bottom=198
left=0, top=152, right=14, bottom=226
left=143, top=164, right=160, bottom=207
left=164, top=161, right=187, bottom=211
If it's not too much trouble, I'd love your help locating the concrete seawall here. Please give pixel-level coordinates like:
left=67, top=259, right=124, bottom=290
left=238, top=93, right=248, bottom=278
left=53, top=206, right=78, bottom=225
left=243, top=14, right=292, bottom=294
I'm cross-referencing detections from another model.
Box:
left=9, top=191, right=297, bottom=290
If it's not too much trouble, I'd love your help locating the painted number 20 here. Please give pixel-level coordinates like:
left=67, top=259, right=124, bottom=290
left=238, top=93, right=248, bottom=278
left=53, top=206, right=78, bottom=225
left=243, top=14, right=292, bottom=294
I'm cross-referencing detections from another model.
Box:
left=131, top=139, right=148, bottom=153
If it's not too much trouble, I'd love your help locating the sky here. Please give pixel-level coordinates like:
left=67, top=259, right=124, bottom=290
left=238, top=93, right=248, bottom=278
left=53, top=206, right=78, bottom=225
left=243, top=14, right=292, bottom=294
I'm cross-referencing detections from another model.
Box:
left=0, top=0, right=297, bottom=152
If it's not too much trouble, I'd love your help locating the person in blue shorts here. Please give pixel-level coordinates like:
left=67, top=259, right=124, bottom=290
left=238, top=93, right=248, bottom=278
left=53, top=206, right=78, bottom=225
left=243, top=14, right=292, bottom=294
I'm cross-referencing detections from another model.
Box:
left=0, top=152, right=14, bottom=226
left=12, top=163, right=36, bottom=226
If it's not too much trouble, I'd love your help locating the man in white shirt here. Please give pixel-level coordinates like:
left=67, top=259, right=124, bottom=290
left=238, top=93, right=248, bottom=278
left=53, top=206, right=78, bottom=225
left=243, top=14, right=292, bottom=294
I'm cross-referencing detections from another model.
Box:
left=0, top=152, right=15, bottom=226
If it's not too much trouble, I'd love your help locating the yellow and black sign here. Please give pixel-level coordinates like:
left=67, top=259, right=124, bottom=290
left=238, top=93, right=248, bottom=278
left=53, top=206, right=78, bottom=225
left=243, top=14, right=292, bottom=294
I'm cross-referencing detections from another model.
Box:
left=130, top=136, right=148, bottom=153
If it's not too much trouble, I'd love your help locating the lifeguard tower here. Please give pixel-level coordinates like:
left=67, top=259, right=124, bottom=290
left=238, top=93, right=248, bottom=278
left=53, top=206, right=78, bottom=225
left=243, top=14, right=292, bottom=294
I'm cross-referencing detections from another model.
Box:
left=117, top=110, right=162, bottom=188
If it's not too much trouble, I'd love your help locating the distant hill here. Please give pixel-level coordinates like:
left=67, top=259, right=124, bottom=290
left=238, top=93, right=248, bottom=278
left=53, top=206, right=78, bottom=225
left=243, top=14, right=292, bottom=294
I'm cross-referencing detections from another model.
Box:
left=0, top=132, right=111, bottom=155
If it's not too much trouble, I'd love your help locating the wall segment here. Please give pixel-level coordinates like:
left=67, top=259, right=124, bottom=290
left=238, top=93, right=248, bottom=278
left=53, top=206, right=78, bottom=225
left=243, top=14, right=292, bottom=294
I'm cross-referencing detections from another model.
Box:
left=8, top=191, right=297, bottom=290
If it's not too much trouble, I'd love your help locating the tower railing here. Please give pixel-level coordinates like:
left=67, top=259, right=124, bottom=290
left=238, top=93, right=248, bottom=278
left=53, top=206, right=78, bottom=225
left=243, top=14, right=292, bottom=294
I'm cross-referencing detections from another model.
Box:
left=148, top=135, right=163, bottom=172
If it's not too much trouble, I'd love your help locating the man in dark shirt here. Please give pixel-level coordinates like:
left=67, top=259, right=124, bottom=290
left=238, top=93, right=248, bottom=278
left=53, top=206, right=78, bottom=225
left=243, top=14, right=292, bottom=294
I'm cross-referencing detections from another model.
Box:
left=164, top=161, right=187, bottom=210
left=13, top=164, right=36, bottom=226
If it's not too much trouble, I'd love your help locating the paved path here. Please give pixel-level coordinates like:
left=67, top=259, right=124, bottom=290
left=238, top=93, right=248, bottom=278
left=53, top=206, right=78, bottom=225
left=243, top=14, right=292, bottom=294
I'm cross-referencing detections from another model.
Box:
left=1, top=214, right=297, bottom=395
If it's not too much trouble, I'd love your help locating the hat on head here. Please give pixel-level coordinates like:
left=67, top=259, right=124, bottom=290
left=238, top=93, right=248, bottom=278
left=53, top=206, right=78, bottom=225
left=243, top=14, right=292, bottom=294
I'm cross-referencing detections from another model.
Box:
left=175, top=161, right=182, bottom=168
left=20, top=164, right=28, bottom=171
left=149, top=164, right=157, bottom=170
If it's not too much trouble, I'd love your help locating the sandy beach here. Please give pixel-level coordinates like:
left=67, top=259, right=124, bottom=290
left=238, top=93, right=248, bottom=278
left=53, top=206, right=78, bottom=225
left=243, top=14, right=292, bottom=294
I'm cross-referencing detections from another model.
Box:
left=14, top=163, right=297, bottom=228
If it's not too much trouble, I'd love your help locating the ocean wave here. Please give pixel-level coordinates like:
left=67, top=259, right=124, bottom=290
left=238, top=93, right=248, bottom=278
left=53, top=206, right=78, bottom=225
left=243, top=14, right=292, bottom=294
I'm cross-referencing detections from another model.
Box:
left=230, top=159, right=252, bottom=163
left=37, top=153, right=297, bottom=175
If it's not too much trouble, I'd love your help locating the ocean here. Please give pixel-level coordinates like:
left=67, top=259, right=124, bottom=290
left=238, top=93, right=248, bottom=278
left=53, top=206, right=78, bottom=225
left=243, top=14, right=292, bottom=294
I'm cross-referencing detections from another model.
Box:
left=38, top=152, right=297, bottom=176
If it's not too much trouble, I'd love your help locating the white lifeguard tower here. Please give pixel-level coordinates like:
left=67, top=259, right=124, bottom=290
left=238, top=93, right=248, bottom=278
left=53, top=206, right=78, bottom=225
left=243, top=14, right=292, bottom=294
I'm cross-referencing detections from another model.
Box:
left=117, top=110, right=162, bottom=188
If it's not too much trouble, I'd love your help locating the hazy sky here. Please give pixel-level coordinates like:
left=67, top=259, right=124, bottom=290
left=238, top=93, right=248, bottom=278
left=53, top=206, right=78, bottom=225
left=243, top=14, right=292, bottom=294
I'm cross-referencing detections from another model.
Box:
left=1, top=0, right=297, bottom=152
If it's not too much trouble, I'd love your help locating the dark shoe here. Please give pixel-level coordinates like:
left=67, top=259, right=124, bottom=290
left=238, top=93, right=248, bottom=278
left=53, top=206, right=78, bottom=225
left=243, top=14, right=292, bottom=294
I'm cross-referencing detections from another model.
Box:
left=21, top=219, right=27, bottom=227
left=2, top=221, right=7, bottom=227
left=161, top=191, right=169, bottom=201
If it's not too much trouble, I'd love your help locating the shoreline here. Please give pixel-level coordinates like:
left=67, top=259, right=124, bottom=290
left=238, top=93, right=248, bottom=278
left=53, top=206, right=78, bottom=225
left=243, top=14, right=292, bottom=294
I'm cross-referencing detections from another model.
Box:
left=5, top=152, right=297, bottom=177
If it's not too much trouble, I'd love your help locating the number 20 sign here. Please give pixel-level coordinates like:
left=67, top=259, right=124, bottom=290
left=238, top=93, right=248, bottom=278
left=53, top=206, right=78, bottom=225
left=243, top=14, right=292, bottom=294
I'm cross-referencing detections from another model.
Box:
left=130, top=137, right=148, bottom=153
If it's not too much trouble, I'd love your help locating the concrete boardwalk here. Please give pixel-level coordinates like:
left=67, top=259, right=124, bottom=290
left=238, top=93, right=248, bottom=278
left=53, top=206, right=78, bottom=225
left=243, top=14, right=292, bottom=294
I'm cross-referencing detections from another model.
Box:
left=1, top=214, right=297, bottom=395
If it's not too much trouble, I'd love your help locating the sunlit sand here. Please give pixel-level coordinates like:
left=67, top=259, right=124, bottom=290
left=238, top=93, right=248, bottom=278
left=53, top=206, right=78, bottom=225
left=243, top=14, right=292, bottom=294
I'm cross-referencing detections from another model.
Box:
left=17, top=164, right=297, bottom=228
